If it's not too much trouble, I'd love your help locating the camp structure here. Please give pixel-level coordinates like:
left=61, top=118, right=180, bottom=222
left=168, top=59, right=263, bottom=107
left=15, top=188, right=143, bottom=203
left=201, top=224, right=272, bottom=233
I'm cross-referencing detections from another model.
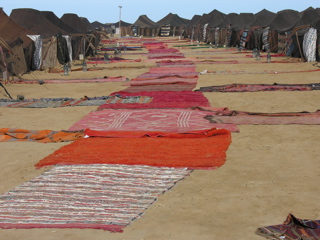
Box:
left=41, top=11, right=79, bottom=34
left=185, top=14, right=201, bottom=40
left=133, top=15, right=157, bottom=37
left=216, top=13, right=239, bottom=47
left=200, top=9, right=226, bottom=44
left=228, top=13, right=255, bottom=49
left=113, top=20, right=133, bottom=37
left=245, top=9, right=276, bottom=50
left=91, top=21, right=108, bottom=31
left=0, top=8, right=35, bottom=77
left=156, top=13, right=190, bottom=37
left=60, top=13, right=91, bottom=34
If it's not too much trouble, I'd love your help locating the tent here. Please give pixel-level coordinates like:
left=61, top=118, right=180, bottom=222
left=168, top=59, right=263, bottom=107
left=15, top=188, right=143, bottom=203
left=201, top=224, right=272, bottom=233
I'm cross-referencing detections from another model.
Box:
left=60, top=13, right=90, bottom=34
left=133, top=15, right=157, bottom=36
left=0, top=8, right=35, bottom=76
left=10, top=8, right=69, bottom=37
left=156, top=13, right=190, bottom=37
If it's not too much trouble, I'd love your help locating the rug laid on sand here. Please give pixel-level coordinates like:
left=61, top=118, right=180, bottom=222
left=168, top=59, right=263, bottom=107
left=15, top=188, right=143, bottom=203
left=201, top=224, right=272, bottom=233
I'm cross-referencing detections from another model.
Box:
left=35, top=128, right=231, bottom=169
left=122, top=84, right=197, bottom=92
left=132, top=72, right=198, bottom=81
left=98, top=91, right=210, bottom=110
left=204, top=109, right=320, bottom=125
left=0, top=128, right=83, bottom=143
left=68, top=108, right=239, bottom=132
left=124, top=78, right=198, bottom=86
left=0, top=95, right=153, bottom=108
left=256, top=213, right=320, bottom=240
left=11, top=76, right=127, bottom=84
left=195, top=83, right=320, bottom=92
left=0, top=164, right=191, bottom=232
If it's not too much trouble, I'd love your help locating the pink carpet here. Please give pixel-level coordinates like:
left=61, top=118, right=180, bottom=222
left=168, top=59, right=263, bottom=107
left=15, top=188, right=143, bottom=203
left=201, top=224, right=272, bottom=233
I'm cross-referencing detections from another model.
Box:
left=97, top=91, right=210, bottom=110
left=68, top=108, right=239, bottom=132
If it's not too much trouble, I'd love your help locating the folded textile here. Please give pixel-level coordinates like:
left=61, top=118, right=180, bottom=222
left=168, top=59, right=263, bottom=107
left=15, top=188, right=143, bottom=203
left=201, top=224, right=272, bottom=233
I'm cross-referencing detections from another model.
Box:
left=35, top=128, right=231, bottom=169
left=256, top=213, right=320, bottom=240
left=0, top=128, right=83, bottom=143
left=0, top=164, right=191, bottom=232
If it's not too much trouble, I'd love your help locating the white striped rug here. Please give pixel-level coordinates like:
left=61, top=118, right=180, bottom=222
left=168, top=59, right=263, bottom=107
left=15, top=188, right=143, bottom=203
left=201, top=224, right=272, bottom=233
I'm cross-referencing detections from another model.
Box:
left=0, top=164, right=191, bottom=232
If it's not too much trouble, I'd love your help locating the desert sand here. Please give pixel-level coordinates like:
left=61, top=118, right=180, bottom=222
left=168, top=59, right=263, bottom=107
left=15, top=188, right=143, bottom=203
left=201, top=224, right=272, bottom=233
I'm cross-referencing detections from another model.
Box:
left=0, top=38, right=319, bottom=240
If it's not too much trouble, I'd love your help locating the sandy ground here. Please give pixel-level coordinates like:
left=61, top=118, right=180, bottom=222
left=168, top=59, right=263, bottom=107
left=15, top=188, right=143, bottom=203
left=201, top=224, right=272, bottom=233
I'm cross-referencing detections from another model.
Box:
left=0, top=38, right=320, bottom=240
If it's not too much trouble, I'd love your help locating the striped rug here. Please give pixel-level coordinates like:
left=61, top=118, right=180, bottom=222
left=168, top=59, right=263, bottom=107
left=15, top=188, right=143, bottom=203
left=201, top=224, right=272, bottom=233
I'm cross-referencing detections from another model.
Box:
left=0, top=164, right=191, bottom=232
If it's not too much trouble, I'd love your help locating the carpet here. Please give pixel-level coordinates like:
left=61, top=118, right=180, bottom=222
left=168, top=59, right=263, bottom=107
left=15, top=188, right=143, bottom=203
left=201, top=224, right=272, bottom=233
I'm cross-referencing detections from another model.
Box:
left=11, top=76, right=127, bottom=84
left=0, top=128, right=83, bottom=143
left=0, top=96, right=153, bottom=108
left=256, top=213, right=320, bottom=240
left=148, top=67, right=197, bottom=73
left=132, top=72, right=198, bottom=81
left=0, top=164, right=191, bottom=232
left=35, top=128, right=231, bottom=169
left=124, top=78, right=198, bottom=86
left=97, top=91, right=210, bottom=110
left=122, top=84, right=197, bottom=92
left=68, top=108, right=239, bottom=132
left=204, top=109, right=320, bottom=125
left=195, top=83, right=320, bottom=92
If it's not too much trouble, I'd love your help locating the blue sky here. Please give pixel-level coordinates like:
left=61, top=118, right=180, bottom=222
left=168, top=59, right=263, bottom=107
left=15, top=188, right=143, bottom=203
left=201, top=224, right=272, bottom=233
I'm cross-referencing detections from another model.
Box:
left=1, top=0, right=319, bottom=24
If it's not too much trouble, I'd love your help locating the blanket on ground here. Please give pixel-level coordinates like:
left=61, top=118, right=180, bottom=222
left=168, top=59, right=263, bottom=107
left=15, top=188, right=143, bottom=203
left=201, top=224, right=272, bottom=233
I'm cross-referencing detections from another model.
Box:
left=0, top=164, right=190, bottom=232
left=204, top=109, right=320, bottom=125
left=122, top=84, right=197, bottom=92
left=68, top=108, right=238, bottom=133
left=0, top=128, right=83, bottom=143
left=0, top=95, right=153, bottom=108
left=256, top=213, right=320, bottom=240
left=11, top=76, right=127, bottom=84
left=35, top=128, right=231, bottom=169
left=97, top=91, right=210, bottom=110
left=195, top=83, right=320, bottom=92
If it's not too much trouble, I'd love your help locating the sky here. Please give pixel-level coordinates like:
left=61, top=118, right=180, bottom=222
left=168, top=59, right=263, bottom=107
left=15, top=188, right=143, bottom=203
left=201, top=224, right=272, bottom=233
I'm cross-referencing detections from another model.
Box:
left=1, top=0, right=319, bottom=24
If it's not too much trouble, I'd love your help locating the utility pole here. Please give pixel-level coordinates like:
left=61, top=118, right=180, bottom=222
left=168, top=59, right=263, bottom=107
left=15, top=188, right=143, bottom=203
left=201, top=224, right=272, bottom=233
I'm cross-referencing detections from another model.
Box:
left=119, top=6, right=122, bottom=38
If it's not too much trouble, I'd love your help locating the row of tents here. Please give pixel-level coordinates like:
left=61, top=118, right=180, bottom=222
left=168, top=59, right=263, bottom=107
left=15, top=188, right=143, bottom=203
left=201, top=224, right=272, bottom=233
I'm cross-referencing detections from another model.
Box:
left=0, top=8, right=105, bottom=77
left=113, top=7, right=320, bottom=61
left=1, top=7, right=320, bottom=78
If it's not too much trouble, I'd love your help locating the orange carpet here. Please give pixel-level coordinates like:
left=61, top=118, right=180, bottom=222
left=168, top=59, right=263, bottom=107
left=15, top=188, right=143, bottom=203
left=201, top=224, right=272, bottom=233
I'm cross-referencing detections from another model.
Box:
left=36, top=128, right=231, bottom=169
left=0, top=128, right=84, bottom=143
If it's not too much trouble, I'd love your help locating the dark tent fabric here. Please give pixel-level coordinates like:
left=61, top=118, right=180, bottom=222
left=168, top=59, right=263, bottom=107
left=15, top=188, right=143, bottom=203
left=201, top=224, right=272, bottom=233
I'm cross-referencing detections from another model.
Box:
left=296, top=7, right=320, bottom=26
left=61, top=13, right=90, bottom=33
left=156, top=13, right=190, bottom=37
left=185, top=14, right=201, bottom=38
left=219, top=13, right=239, bottom=28
left=133, top=15, right=157, bottom=36
left=80, top=17, right=94, bottom=31
left=10, top=8, right=68, bottom=37
left=268, top=9, right=301, bottom=32
left=249, top=9, right=276, bottom=27
left=41, top=11, right=79, bottom=34
left=134, top=15, right=157, bottom=28
left=186, top=15, right=201, bottom=28
left=230, top=13, right=255, bottom=30
left=91, top=21, right=108, bottom=31
left=114, top=20, right=132, bottom=28
left=156, top=13, right=190, bottom=27
left=0, top=8, right=34, bottom=48
left=198, top=9, right=226, bottom=28
left=0, top=8, right=35, bottom=75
